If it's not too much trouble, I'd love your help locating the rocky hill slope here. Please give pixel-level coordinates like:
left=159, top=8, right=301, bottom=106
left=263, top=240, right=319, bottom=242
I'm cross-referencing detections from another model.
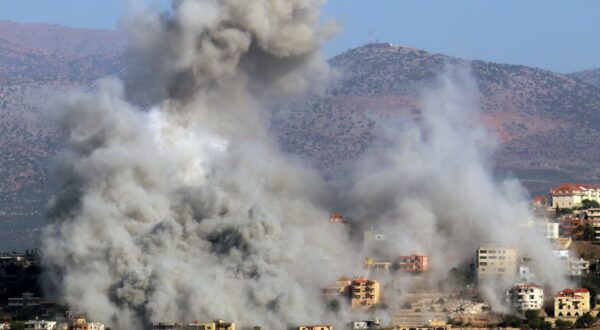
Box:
left=570, top=68, right=600, bottom=88
left=2, top=22, right=600, bottom=248
left=0, top=21, right=127, bottom=249
left=274, top=43, right=600, bottom=193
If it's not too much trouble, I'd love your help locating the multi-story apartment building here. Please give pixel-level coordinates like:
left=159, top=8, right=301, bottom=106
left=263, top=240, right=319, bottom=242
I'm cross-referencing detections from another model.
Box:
left=23, top=320, right=57, bottom=330
left=397, top=254, right=428, bottom=273
left=536, top=221, right=559, bottom=242
left=506, top=283, right=544, bottom=311
left=476, top=244, right=517, bottom=277
left=555, top=288, right=590, bottom=318
left=322, top=276, right=352, bottom=298
left=551, top=183, right=600, bottom=209
left=71, top=316, right=105, bottom=330
left=350, top=277, right=380, bottom=309
left=298, top=326, right=333, bottom=330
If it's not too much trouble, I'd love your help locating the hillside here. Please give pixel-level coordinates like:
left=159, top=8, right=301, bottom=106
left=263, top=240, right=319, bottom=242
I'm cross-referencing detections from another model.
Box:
left=274, top=43, right=600, bottom=193
left=2, top=22, right=600, bottom=248
left=0, top=21, right=128, bottom=249
left=570, top=68, right=600, bottom=89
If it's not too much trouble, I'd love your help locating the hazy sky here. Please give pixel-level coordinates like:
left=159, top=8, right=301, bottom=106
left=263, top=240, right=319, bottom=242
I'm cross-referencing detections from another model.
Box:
left=0, top=0, right=598, bottom=73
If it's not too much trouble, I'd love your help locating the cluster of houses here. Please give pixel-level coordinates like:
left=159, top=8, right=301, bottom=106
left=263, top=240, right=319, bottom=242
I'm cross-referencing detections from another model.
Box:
left=5, top=183, right=600, bottom=329
left=0, top=315, right=105, bottom=330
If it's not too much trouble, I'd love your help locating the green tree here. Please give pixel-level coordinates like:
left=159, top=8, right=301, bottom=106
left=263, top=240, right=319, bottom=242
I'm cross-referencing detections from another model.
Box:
left=541, top=321, right=552, bottom=330
left=499, top=315, right=523, bottom=328
left=555, top=319, right=574, bottom=329
left=575, top=312, right=596, bottom=328
left=525, top=310, right=544, bottom=329
left=582, top=199, right=600, bottom=209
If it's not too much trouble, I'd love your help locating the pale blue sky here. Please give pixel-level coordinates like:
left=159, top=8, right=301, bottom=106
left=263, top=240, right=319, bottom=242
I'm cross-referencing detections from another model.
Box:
left=0, top=0, right=598, bottom=73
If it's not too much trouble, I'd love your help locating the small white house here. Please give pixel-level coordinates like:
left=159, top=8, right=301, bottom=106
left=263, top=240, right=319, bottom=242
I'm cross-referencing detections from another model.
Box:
left=506, top=283, right=544, bottom=311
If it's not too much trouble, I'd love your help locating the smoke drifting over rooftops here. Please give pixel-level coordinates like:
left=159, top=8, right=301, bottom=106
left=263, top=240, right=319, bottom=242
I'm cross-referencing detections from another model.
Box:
left=42, top=1, right=568, bottom=328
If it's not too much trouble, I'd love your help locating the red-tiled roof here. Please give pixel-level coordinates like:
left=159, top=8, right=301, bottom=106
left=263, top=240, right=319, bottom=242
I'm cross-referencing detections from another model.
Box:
left=551, top=183, right=584, bottom=194
left=551, top=183, right=600, bottom=194
left=555, top=288, right=591, bottom=297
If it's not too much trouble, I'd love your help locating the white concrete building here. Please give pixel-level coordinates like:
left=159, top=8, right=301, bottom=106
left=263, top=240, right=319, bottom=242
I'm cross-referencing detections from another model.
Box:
left=518, top=265, right=535, bottom=283
left=551, top=183, right=600, bottom=209
left=536, top=221, right=559, bottom=241
left=506, top=283, right=544, bottom=311
left=552, top=250, right=589, bottom=276
left=477, top=244, right=518, bottom=277
left=568, top=258, right=590, bottom=276
left=352, top=319, right=381, bottom=329
left=24, top=320, right=57, bottom=330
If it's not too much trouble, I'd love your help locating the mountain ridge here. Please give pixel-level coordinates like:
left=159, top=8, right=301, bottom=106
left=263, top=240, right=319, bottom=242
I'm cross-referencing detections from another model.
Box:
left=2, top=23, right=600, bottom=248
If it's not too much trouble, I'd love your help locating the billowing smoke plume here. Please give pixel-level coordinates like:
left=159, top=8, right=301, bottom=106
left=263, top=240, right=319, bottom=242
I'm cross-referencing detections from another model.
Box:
left=43, top=1, right=356, bottom=329
left=346, top=66, right=569, bottom=307
left=42, top=1, right=569, bottom=328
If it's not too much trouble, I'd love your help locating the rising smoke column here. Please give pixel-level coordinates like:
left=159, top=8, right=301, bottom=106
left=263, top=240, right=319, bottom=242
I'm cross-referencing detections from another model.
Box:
left=347, top=66, right=569, bottom=307
left=43, top=1, right=356, bottom=329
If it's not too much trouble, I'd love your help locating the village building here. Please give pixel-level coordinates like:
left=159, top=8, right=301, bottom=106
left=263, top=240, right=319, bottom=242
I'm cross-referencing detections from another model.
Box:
left=191, top=320, right=235, bottom=330
left=584, top=208, right=600, bottom=220
left=554, top=288, right=590, bottom=318
left=551, top=236, right=572, bottom=250
left=364, top=257, right=392, bottom=273
left=71, top=315, right=105, bottom=330
left=559, top=217, right=599, bottom=239
left=518, top=265, right=536, bottom=284
left=550, top=183, right=600, bottom=209
left=536, top=221, right=559, bottom=242
left=476, top=244, right=517, bottom=277
left=351, top=319, right=381, bottom=329
left=23, top=320, right=57, bottom=330
left=298, top=326, right=333, bottom=330
left=506, top=283, right=544, bottom=311
left=552, top=250, right=590, bottom=276
left=329, top=212, right=347, bottom=224
left=397, top=254, right=428, bottom=273
left=323, top=276, right=352, bottom=299
left=350, top=277, right=380, bottom=309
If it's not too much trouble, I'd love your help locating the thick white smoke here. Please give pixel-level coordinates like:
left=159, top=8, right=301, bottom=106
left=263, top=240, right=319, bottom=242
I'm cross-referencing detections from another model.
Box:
left=43, top=1, right=357, bottom=329
left=346, top=66, right=569, bottom=308
left=42, top=1, right=569, bottom=328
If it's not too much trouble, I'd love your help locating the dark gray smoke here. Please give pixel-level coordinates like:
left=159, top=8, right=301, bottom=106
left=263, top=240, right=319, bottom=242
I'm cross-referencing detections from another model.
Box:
left=43, top=1, right=356, bottom=329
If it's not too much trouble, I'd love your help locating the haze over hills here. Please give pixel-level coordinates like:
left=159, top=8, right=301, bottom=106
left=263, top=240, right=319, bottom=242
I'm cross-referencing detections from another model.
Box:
left=1, top=21, right=600, bottom=248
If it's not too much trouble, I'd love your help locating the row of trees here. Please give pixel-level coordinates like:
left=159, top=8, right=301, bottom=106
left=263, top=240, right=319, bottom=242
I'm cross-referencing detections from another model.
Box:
left=500, top=310, right=596, bottom=329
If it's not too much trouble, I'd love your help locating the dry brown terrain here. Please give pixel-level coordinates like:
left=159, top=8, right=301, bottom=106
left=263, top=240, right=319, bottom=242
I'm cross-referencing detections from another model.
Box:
left=2, top=23, right=600, bottom=248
